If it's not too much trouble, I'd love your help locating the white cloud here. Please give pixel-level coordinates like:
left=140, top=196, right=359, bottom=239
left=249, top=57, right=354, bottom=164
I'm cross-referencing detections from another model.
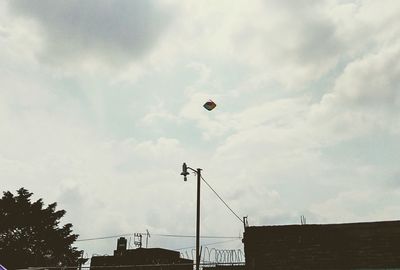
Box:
left=1, top=0, right=400, bottom=259
left=310, top=40, right=400, bottom=144
left=310, top=187, right=400, bottom=223
left=334, top=43, right=400, bottom=107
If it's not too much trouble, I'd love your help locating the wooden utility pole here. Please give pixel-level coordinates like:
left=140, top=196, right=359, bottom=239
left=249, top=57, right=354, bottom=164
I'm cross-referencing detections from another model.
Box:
left=181, top=163, right=202, bottom=270
left=196, top=168, right=201, bottom=270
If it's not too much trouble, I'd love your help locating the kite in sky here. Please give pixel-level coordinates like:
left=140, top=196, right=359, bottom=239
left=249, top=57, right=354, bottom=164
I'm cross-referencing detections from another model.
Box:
left=203, top=99, right=217, bottom=111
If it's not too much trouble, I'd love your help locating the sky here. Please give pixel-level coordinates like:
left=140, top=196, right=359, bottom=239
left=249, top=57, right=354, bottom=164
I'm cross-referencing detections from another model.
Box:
left=1, top=0, right=400, bottom=261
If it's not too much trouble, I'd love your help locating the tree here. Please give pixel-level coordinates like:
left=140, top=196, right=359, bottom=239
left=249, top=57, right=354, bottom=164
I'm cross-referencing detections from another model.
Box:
left=0, top=188, right=81, bottom=269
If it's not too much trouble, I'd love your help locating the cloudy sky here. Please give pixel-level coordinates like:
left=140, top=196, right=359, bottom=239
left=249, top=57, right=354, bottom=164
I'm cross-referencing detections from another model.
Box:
left=1, top=0, right=400, bottom=260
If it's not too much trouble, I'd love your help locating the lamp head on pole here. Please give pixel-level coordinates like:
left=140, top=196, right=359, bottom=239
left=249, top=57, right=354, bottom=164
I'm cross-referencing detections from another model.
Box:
left=180, top=162, right=189, bottom=181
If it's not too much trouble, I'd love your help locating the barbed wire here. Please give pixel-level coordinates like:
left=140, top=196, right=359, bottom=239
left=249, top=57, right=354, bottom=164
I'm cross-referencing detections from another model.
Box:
left=17, top=262, right=245, bottom=270
left=180, top=248, right=244, bottom=264
left=175, top=238, right=240, bottom=251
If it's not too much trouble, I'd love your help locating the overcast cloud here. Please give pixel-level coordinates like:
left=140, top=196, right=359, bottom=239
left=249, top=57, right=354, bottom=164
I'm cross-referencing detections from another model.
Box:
left=1, top=0, right=400, bottom=261
left=7, top=0, right=174, bottom=66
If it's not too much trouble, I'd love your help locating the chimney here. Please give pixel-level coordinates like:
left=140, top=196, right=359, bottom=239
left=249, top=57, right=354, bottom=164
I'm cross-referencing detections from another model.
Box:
left=116, top=237, right=127, bottom=252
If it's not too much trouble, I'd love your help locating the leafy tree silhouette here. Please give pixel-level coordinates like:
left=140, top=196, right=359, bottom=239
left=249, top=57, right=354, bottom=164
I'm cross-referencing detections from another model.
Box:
left=0, top=188, right=81, bottom=269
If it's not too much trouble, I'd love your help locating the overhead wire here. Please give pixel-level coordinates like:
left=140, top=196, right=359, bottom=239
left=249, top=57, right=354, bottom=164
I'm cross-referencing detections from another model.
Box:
left=76, top=233, right=241, bottom=242
left=174, top=238, right=240, bottom=251
left=77, top=173, right=244, bottom=243
left=151, top=233, right=240, bottom=239
left=200, top=175, right=243, bottom=224
left=76, top=234, right=133, bottom=242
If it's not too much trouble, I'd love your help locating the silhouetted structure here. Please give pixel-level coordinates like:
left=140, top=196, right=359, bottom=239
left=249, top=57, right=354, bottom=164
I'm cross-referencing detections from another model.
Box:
left=243, top=220, right=400, bottom=270
left=90, top=237, right=192, bottom=270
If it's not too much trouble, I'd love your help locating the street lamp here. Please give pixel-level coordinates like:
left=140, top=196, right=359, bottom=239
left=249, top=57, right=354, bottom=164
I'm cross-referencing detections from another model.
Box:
left=180, top=162, right=202, bottom=270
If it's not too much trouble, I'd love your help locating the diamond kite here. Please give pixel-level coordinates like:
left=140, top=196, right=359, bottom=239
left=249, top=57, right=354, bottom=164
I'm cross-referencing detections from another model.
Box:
left=203, top=100, right=216, bottom=111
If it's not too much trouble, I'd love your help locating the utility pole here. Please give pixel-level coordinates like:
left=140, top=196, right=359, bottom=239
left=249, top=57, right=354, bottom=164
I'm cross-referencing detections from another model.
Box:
left=181, top=163, right=202, bottom=270
left=196, top=167, right=201, bottom=270
left=145, top=229, right=151, bottom=248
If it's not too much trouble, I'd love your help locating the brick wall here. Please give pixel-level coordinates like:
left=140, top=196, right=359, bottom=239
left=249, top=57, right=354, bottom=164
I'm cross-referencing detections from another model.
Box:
left=243, top=220, right=400, bottom=270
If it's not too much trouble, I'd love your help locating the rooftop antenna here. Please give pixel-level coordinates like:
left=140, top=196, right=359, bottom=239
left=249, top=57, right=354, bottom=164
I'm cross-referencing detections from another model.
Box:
left=145, top=229, right=151, bottom=248
left=134, top=233, right=142, bottom=248
left=243, top=216, right=249, bottom=231
left=300, top=215, right=307, bottom=225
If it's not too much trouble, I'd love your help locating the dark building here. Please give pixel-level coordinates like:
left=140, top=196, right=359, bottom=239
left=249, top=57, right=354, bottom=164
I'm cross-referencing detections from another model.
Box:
left=90, top=237, right=192, bottom=270
left=243, top=220, right=400, bottom=270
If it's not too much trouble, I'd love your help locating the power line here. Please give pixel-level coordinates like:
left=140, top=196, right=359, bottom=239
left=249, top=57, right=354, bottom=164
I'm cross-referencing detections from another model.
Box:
left=76, top=233, right=241, bottom=242
left=152, top=233, right=240, bottom=239
left=76, top=175, right=244, bottom=243
left=174, top=238, right=240, bottom=251
left=76, top=234, right=132, bottom=242
left=200, top=175, right=243, bottom=224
